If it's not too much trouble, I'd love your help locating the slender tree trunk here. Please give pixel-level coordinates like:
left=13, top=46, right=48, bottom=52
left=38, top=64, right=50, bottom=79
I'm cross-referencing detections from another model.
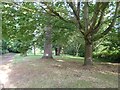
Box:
left=76, top=50, right=79, bottom=56
left=84, top=38, right=93, bottom=65
left=75, top=46, right=79, bottom=56
left=55, top=46, right=61, bottom=56
left=55, top=47, right=58, bottom=55
left=33, top=44, right=36, bottom=55
left=20, top=51, right=27, bottom=57
left=42, top=25, right=53, bottom=59
left=61, top=47, right=64, bottom=55
left=75, top=44, right=81, bottom=56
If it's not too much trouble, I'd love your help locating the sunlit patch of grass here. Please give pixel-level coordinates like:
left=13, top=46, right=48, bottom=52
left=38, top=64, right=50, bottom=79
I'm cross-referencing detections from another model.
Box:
left=13, top=54, right=42, bottom=63
left=13, top=54, right=84, bottom=64
left=54, top=54, right=84, bottom=62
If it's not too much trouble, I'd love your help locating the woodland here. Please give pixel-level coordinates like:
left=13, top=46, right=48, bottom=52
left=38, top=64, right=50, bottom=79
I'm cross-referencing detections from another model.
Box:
left=0, top=1, right=119, bottom=88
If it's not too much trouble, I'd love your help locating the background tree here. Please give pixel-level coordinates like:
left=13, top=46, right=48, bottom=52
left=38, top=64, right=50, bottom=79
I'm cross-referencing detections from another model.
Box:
left=2, top=2, right=37, bottom=56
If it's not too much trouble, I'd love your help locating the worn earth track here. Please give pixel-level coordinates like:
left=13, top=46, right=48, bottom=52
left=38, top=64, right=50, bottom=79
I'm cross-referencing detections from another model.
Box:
left=0, top=53, right=16, bottom=88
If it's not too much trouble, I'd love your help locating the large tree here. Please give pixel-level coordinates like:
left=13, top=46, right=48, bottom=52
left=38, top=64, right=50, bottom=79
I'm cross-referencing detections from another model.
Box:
left=40, top=1, right=119, bottom=65
left=42, top=24, right=53, bottom=59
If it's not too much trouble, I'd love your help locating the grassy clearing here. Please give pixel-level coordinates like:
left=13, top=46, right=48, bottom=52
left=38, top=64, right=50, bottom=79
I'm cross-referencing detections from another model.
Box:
left=13, top=54, right=84, bottom=64
left=13, top=54, right=43, bottom=63
left=1, top=53, right=118, bottom=88
left=54, top=54, right=84, bottom=62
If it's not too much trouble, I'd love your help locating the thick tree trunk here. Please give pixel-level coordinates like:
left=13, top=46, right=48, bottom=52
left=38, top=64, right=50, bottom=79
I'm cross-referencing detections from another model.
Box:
left=42, top=25, right=53, bottom=59
left=84, top=39, right=93, bottom=65
left=83, top=2, right=93, bottom=65
left=55, top=46, right=61, bottom=56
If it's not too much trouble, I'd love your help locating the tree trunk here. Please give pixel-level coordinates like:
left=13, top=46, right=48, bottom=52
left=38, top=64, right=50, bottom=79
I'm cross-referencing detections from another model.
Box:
left=55, top=46, right=61, bottom=56
left=42, top=25, right=53, bottom=59
left=83, top=2, right=93, bottom=65
left=84, top=39, right=93, bottom=65
left=76, top=52, right=79, bottom=56
left=33, top=44, right=36, bottom=55
left=75, top=44, right=81, bottom=56
left=20, top=51, right=27, bottom=57
left=75, top=46, right=79, bottom=56
left=55, top=47, right=57, bottom=55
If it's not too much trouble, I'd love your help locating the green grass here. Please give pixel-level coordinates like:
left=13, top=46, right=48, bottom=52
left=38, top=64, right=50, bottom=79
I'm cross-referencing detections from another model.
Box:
left=54, top=54, right=84, bottom=62
left=13, top=54, right=84, bottom=63
left=94, top=72, right=118, bottom=87
left=13, top=53, right=113, bottom=64
left=13, top=54, right=43, bottom=63
left=68, top=80, right=93, bottom=88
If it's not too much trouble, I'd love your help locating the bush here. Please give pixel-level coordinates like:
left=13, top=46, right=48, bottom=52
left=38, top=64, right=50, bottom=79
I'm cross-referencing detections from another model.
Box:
left=93, top=52, right=120, bottom=63
left=1, top=40, right=8, bottom=54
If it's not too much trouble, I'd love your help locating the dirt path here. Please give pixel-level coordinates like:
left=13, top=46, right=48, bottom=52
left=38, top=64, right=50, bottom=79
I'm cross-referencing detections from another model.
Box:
left=0, top=53, right=16, bottom=65
left=0, top=53, right=16, bottom=88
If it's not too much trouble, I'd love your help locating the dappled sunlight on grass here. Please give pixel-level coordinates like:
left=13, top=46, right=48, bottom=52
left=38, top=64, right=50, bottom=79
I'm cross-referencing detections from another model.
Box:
left=56, top=59, right=64, bottom=62
left=54, top=54, right=84, bottom=62
left=100, top=62, right=119, bottom=66
left=13, top=54, right=43, bottom=63
left=13, top=54, right=84, bottom=63
left=99, top=70, right=118, bottom=75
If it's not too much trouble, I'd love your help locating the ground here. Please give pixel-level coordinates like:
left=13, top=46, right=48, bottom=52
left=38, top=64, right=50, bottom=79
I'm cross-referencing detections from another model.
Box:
left=0, top=53, right=119, bottom=88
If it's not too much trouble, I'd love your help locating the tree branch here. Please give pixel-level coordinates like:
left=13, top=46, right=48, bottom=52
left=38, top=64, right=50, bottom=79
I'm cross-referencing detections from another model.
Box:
left=85, top=2, right=108, bottom=36
left=93, top=2, right=119, bottom=41
left=77, top=2, right=80, bottom=18
left=89, top=2, right=101, bottom=28
left=41, top=2, right=75, bottom=24
left=12, top=2, right=36, bottom=12
left=92, top=2, right=109, bottom=34
left=67, top=2, right=84, bottom=35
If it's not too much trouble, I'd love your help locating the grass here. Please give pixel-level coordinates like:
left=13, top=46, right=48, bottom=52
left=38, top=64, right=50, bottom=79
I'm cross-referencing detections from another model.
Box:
left=13, top=53, right=114, bottom=64
left=94, top=72, right=118, bottom=87
left=68, top=80, right=93, bottom=88
left=13, top=54, right=84, bottom=64
left=13, top=54, right=43, bottom=63
left=54, top=54, right=84, bottom=62
left=1, top=53, right=118, bottom=88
